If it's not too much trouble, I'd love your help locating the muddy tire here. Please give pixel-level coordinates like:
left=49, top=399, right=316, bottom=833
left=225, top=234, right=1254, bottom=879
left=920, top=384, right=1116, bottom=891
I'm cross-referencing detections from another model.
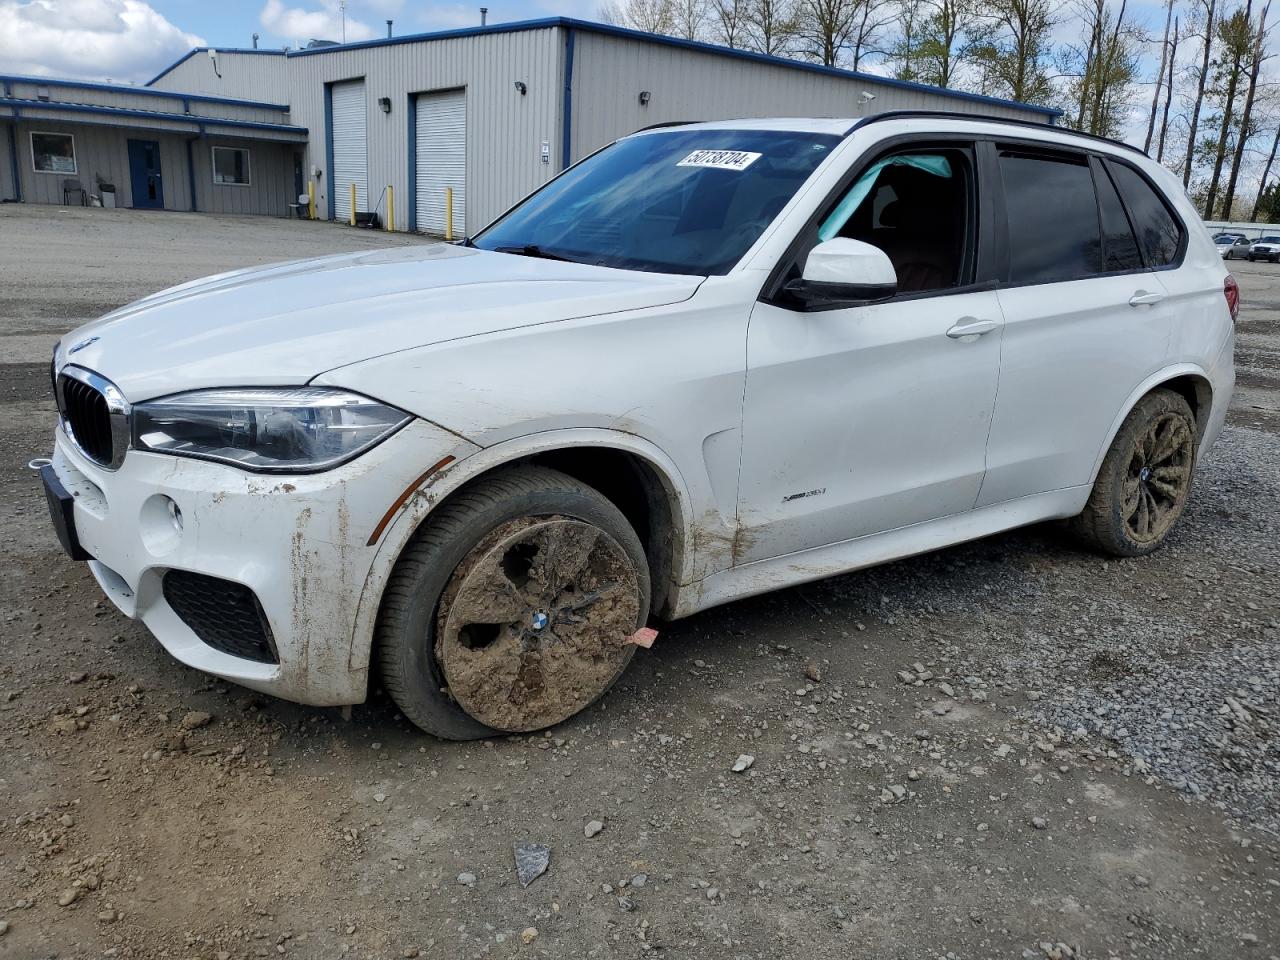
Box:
left=375, top=466, right=650, bottom=740
left=1070, top=388, right=1198, bottom=557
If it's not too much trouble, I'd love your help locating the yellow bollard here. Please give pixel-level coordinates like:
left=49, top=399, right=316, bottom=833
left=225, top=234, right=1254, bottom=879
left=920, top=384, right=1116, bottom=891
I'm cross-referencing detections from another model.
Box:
left=307, top=181, right=316, bottom=220
left=445, top=187, right=453, bottom=241
left=349, top=182, right=356, bottom=226
left=387, top=185, right=394, bottom=232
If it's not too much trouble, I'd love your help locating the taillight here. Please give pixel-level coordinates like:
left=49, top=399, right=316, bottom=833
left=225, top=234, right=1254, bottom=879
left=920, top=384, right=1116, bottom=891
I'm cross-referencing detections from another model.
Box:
left=1224, top=275, right=1240, bottom=321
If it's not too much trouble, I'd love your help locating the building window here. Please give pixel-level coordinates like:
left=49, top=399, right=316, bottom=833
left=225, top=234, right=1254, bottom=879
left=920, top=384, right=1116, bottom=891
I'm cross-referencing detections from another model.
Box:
left=31, top=132, right=77, bottom=174
left=212, top=146, right=251, bottom=186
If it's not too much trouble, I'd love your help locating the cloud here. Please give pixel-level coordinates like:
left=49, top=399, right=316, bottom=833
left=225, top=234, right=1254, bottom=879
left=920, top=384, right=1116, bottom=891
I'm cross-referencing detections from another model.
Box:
left=0, top=0, right=204, bottom=83
left=260, top=0, right=378, bottom=44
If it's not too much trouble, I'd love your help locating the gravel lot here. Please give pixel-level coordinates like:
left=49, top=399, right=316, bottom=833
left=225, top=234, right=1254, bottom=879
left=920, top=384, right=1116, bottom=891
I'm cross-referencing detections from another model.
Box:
left=0, top=205, right=1277, bottom=959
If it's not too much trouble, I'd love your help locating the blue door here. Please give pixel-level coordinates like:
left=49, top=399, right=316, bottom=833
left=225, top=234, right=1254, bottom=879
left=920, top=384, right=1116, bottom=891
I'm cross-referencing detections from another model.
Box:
left=127, top=140, right=164, bottom=209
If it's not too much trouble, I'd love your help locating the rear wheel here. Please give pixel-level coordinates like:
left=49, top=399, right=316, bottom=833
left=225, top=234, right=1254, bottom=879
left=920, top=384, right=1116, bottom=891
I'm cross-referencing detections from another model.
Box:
left=1070, top=389, right=1198, bottom=557
left=376, top=466, right=650, bottom=739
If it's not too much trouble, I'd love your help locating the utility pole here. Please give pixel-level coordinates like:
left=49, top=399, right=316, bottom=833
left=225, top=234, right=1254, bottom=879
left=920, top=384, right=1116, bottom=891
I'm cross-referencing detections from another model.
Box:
left=340, top=0, right=347, bottom=42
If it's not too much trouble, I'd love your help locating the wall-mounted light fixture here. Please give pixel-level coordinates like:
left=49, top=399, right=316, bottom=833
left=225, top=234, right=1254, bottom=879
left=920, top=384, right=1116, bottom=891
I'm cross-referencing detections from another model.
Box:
left=638, top=90, right=651, bottom=106
left=513, top=81, right=527, bottom=95
left=378, top=96, right=392, bottom=113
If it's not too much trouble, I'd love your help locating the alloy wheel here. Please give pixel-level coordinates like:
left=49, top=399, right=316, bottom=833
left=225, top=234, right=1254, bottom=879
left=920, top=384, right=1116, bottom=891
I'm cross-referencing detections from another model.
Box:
left=1121, top=412, right=1193, bottom=544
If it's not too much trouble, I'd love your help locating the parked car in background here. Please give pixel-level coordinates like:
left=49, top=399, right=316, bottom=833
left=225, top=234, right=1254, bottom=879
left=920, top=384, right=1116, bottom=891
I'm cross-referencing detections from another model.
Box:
left=39, top=113, right=1236, bottom=739
left=1217, top=235, right=1253, bottom=259
left=1248, top=236, right=1280, bottom=262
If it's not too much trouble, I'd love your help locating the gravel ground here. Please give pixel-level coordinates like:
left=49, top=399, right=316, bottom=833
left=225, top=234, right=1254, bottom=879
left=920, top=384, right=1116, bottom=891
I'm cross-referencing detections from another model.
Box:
left=0, top=205, right=1277, bottom=959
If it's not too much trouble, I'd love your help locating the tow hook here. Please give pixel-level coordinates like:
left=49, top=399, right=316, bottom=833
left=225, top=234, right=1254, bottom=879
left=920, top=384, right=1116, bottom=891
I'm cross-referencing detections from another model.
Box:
left=28, top=458, right=52, bottom=471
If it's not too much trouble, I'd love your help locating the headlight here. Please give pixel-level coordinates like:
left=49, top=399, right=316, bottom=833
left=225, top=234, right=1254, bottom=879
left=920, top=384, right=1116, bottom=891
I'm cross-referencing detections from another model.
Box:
left=133, top=388, right=412, bottom=472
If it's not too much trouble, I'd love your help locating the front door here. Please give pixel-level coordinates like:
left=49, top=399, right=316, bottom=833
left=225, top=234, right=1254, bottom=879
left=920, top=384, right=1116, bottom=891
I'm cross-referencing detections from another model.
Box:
left=127, top=139, right=164, bottom=209
left=736, top=141, right=1003, bottom=564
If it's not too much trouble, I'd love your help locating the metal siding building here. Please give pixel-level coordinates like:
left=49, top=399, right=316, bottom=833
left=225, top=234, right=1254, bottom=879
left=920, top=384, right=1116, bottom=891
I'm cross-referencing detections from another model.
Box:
left=1, top=74, right=307, bottom=213
left=15, top=17, right=1056, bottom=230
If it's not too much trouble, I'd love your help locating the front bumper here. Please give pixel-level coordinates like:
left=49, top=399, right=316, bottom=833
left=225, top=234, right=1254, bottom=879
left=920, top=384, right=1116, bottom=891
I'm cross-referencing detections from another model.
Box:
left=46, top=418, right=472, bottom=705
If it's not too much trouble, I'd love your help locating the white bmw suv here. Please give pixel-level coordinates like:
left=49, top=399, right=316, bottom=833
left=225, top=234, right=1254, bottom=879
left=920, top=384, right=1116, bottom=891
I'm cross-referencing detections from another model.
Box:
left=40, top=113, right=1236, bottom=738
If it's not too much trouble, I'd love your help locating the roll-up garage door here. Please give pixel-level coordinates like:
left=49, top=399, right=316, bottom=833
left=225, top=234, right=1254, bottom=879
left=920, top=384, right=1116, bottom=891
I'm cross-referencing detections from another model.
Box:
left=330, top=79, right=368, bottom=217
left=415, top=89, right=466, bottom=236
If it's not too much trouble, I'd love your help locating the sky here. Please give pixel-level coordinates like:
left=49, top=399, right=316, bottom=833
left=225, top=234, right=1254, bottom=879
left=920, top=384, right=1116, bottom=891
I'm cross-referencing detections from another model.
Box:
left=0, top=0, right=1273, bottom=161
left=0, top=0, right=600, bottom=83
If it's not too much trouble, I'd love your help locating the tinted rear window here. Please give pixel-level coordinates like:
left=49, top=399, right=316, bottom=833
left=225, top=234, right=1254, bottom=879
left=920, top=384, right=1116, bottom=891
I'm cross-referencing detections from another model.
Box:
left=1108, top=162, right=1183, bottom=267
left=999, top=151, right=1101, bottom=284
left=1095, top=163, right=1142, bottom=273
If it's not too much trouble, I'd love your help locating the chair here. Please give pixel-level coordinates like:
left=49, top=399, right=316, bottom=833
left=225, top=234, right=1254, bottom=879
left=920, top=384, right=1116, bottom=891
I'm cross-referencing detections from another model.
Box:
left=62, top=179, right=87, bottom=206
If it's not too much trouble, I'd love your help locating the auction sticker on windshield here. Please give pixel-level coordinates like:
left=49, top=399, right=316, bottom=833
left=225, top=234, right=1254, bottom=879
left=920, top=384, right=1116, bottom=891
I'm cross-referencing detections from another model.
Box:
left=677, top=149, right=762, bottom=172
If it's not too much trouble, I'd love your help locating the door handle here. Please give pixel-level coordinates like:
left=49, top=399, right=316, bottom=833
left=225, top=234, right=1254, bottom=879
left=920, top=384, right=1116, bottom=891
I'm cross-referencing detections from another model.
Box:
left=1128, top=290, right=1165, bottom=307
left=946, top=318, right=999, bottom=339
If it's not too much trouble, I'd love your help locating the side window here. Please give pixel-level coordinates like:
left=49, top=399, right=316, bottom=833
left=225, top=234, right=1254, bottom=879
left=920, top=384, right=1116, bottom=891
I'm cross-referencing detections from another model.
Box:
left=1092, top=160, right=1143, bottom=272
left=999, top=150, right=1101, bottom=284
left=1108, top=161, right=1184, bottom=267
left=815, top=146, right=976, bottom=295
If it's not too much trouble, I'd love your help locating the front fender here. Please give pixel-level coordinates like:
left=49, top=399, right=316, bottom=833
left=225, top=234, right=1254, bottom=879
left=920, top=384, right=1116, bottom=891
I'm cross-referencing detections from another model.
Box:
left=344, top=427, right=707, bottom=676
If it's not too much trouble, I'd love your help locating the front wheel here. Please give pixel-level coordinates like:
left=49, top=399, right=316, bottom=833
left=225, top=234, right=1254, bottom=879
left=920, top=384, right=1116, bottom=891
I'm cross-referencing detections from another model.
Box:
left=375, top=466, right=651, bottom=739
left=1069, top=389, right=1198, bottom=557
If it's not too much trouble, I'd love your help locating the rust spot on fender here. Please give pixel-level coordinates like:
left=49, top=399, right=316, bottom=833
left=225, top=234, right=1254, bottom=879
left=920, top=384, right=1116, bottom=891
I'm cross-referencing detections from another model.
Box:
left=365, top=456, right=455, bottom=546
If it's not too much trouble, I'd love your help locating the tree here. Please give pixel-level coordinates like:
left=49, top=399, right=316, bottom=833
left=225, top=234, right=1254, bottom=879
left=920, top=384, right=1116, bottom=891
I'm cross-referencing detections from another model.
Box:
left=1183, top=0, right=1218, bottom=187
left=1221, top=0, right=1272, bottom=216
left=671, top=0, right=710, bottom=38
left=1157, top=17, right=1180, bottom=162
left=1145, top=0, right=1176, bottom=152
left=795, top=0, right=860, bottom=65
left=710, top=0, right=750, bottom=45
left=848, top=0, right=896, bottom=69
left=969, top=0, right=1058, bottom=105
left=916, top=0, right=979, bottom=87
left=1203, top=0, right=1256, bottom=217
left=1065, top=0, right=1141, bottom=137
left=744, top=0, right=799, bottom=54
left=600, top=0, right=675, bottom=33
left=1252, top=123, right=1280, bottom=219
left=890, top=0, right=927, bottom=79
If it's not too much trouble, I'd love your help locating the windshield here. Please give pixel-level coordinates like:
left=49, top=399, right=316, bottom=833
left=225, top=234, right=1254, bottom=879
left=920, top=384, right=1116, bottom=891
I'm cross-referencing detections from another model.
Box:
left=1260, top=236, right=1280, bottom=243
left=474, top=128, right=841, bottom=276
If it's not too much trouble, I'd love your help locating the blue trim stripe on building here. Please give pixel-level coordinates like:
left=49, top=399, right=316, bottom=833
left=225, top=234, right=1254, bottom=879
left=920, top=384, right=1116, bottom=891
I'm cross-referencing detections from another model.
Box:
left=323, top=83, right=335, bottom=220
left=145, top=48, right=287, bottom=88
left=561, top=28, right=575, bottom=171
left=0, top=98, right=308, bottom=136
left=406, top=93, right=417, bottom=232
left=1, top=73, right=289, bottom=112
left=156, top=16, right=1060, bottom=119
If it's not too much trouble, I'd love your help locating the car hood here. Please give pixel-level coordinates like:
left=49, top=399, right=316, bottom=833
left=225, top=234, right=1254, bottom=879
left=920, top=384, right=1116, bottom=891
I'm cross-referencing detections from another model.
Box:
left=57, top=244, right=702, bottom=400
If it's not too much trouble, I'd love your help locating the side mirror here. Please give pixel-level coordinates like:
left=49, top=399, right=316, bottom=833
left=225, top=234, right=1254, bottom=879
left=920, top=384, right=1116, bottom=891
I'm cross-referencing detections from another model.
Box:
left=785, top=238, right=897, bottom=306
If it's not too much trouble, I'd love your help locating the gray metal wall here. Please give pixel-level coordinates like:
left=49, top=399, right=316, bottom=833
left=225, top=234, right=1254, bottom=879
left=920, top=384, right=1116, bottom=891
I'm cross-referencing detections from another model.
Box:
left=6, top=77, right=290, bottom=125
left=567, top=30, right=1049, bottom=163
left=5, top=120, right=295, bottom=215
left=9, top=119, right=192, bottom=210
left=193, top=137, right=298, bottom=216
left=148, top=52, right=293, bottom=106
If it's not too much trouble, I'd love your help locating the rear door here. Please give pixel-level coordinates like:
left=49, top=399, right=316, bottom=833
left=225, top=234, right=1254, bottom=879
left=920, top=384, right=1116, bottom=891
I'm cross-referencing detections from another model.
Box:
left=978, top=145, right=1178, bottom=507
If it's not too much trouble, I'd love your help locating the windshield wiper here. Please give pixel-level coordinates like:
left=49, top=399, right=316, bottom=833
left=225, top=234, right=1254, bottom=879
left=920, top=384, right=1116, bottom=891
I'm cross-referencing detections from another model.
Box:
left=493, top=244, right=577, bottom=263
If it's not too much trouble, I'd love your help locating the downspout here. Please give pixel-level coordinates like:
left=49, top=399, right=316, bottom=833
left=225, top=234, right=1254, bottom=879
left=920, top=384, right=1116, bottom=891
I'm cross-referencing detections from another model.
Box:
left=560, top=27, right=575, bottom=171
left=186, top=137, right=198, bottom=212
left=324, top=84, right=335, bottom=220
left=406, top=93, right=417, bottom=231
left=3, top=78, right=20, bottom=202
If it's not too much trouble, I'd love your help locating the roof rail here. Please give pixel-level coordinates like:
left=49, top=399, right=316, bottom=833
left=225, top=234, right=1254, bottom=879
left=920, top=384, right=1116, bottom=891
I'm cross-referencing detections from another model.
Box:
left=845, top=110, right=1148, bottom=157
left=634, top=120, right=701, bottom=133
